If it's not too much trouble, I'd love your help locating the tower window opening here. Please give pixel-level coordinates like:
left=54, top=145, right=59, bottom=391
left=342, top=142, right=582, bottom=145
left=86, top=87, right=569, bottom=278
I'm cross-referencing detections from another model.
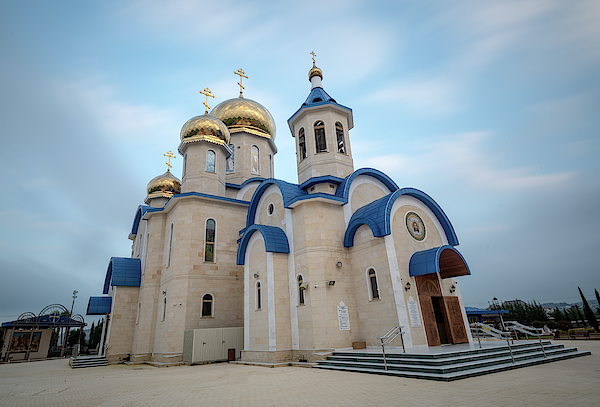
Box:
left=298, top=128, right=307, bottom=161
left=205, top=219, right=216, bottom=262
left=202, top=293, right=213, bottom=317
left=226, top=144, right=234, bottom=173
left=183, top=153, right=188, bottom=177
left=167, top=223, right=174, bottom=267
left=256, top=281, right=262, bottom=310
left=251, top=145, right=260, bottom=175
left=298, top=274, right=305, bottom=305
left=336, top=122, right=346, bottom=154
left=206, top=150, right=216, bottom=173
left=368, top=268, right=380, bottom=300
left=162, top=297, right=167, bottom=321
left=314, top=121, right=327, bottom=153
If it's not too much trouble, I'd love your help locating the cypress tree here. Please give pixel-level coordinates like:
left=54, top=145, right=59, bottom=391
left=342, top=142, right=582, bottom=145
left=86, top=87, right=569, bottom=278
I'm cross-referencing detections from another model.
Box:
left=595, top=289, right=600, bottom=316
left=579, top=287, right=599, bottom=332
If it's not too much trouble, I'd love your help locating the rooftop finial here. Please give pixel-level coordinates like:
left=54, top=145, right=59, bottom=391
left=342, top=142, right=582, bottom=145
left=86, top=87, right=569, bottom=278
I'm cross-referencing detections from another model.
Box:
left=199, top=87, right=215, bottom=114
left=234, top=68, right=248, bottom=98
left=164, top=150, right=176, bottom=172
left=310, top=51, right=317, bottom=66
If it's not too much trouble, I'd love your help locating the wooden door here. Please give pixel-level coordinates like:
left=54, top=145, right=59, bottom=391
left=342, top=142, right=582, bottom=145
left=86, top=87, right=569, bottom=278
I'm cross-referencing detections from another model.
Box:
left=443, top=297, right=469, bottom=344
left=415, top=275, right=442, bottom=346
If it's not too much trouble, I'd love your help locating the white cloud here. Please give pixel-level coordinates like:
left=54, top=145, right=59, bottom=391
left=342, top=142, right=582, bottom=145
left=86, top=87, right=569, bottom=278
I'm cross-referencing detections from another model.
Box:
left=363, top=132, right=575, bottom=191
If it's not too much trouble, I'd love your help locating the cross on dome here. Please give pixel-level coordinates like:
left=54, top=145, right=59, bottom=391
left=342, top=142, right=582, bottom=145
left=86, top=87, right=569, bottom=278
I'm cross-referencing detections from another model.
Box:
left=234, top=68, right=248, bottom=98
left=164, top=150, right=176, bottom=171
left=199, top=87, right=215, bottom=113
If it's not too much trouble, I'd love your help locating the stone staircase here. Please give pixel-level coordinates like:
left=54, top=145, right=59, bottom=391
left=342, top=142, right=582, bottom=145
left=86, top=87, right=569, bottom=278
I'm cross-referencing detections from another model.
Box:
left=314, top=341, right=591, bottom=381
left=69, top=355, right=108, bottom=368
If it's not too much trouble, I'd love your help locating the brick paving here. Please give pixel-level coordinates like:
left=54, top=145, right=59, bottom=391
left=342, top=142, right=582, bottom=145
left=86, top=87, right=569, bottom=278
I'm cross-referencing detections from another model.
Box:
left=0, top=340, right=598, bottom=406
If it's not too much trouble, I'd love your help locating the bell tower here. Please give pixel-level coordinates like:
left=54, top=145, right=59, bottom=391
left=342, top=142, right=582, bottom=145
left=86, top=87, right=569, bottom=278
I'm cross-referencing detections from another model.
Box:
left=288, top=53, right=354, bottom=185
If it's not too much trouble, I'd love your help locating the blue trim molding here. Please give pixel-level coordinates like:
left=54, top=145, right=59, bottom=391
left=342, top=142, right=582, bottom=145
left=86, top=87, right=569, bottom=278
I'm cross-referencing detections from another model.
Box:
left=335, top=168, right=399, bottom=201
left=343, top=188, right=459, bottom=247
left=130, top=205, right=151, bottom=236
left=237, top=224, right=290, bottom=265
left=103, top=257, right=142, bottom=294
left=226, top=177, right=266, bottom=190
left=409, top=245, right=470, bottom=278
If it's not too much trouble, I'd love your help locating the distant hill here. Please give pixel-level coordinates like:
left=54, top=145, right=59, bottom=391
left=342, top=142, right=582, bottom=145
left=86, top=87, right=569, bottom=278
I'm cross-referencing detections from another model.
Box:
left=541, top=300, right=599, bottom=310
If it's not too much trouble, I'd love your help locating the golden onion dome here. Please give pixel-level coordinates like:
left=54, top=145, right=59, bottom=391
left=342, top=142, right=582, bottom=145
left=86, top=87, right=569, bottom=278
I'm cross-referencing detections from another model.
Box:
left=180, top=113, right=230, bottom=145
left=211, top=97, right=276, bottom=140
left=145, top=170, right=181, bottom=203
left=309, top=64, right=323, bottom=81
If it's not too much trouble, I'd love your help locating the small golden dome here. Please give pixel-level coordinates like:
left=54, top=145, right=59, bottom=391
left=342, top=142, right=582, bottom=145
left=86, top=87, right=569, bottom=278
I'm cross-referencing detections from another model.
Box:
left=180, top=113, right=230, bottom=145
left=145, top=170, right=181, bottom=203
left=211, top=97, right=276, bottom=140
left=309, top=64, right=323, bottom=81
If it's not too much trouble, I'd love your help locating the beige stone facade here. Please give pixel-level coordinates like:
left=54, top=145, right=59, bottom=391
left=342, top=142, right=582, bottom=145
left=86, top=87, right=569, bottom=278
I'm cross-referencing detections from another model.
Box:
left=92, top=65, right=473, bottom=365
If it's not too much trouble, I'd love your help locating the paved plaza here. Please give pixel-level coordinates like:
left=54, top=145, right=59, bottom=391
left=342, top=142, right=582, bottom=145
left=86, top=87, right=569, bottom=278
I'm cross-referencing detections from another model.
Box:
left=0, top=340, right=598, bottom=407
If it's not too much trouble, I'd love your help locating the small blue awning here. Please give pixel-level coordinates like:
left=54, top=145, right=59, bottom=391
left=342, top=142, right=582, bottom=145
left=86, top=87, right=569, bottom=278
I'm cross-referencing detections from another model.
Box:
left=87, top=297, right=113, bottom=315
left=237, top=224, right=290, bottom=265
left=409, top=245, right=470, bottom=279
left=103, top=257, right=142, bottom=294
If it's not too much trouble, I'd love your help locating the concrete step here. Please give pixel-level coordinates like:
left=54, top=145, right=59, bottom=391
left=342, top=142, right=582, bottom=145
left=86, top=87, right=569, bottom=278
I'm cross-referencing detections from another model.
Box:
left=70, top=356, right=108, bottom=368
left=315, top=350, right=591, bottom=381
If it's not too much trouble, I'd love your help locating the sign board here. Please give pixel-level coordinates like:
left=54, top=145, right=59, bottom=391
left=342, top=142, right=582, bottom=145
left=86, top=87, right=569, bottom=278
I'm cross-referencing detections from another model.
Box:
left=337, top=301, right=350, bottom=331
left=407, top=298, right=421, bottom=328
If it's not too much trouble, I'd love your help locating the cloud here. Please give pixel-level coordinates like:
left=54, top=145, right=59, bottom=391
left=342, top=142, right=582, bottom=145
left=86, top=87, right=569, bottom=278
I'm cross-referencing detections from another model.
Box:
left=363, top=132, right=575, bottom=191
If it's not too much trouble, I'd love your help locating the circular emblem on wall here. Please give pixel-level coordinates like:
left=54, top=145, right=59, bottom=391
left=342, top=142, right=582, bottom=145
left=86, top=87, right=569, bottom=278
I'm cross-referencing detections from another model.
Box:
left=405, top=212, right=426, bottom=241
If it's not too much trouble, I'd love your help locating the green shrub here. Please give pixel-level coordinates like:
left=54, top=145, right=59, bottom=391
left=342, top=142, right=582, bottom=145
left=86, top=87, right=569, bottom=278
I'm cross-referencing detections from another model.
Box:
left=557, top=320, right=572, bottom=331
left=532, top=321, right=544, bottom=328
left=546, top=320, right=557, bottom=329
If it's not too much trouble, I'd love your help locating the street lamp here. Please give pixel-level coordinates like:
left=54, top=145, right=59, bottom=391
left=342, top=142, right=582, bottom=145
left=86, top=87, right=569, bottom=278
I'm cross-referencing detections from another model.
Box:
left=70, top=290, right=78, bottom=317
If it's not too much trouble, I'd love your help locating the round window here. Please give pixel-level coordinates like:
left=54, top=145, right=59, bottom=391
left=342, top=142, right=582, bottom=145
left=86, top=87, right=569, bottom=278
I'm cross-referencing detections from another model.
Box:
left=268, top=203, right=274, bottom=216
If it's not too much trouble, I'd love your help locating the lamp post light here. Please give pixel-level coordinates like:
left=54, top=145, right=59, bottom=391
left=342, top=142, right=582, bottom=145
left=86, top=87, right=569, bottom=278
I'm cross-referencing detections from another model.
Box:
left=493, top=297, right=505, bottom=330
left=70, top=290, right=78, bottom=317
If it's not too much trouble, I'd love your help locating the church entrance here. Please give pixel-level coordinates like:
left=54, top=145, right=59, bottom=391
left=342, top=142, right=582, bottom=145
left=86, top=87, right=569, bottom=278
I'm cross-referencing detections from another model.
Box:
left=415, top=274, right=468, bottom=346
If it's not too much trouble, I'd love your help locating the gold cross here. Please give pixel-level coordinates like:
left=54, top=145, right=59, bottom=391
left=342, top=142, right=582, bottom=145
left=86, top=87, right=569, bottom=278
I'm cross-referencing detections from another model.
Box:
left=164, top=150, right=176, bottom=171
left=310, top=51, right=317, bottom=66
left=199, top=87, right=215, bottom=113
left=234, top=69, right=248, bottom=97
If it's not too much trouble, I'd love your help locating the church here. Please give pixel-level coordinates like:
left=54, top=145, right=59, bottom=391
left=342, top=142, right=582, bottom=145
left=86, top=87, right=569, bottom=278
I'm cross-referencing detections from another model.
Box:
left=87, top=57, right=473, bottom=365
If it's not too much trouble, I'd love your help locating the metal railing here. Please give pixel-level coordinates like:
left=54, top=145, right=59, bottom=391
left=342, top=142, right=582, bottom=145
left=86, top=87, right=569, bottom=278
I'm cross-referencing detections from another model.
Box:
left=377, top=326, right=405, bottom=371
left=503, top=321, right=546, bottom=357
left=470, top=322, right=515, bottom=363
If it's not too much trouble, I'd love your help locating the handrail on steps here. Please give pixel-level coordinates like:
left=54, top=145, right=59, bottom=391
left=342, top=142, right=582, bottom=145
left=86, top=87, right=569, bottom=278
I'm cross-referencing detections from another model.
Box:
left=469, top=322, right=516, bottom=363
left=503, top=321, right=546, bottom=358
left=376, top=326, right=405, bottom=371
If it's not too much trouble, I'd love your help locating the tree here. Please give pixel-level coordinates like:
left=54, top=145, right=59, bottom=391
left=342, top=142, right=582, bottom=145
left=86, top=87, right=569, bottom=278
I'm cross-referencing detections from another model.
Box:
left=552, top=307, right=564, bottom=321
left=89, top=320, right=103, bottom=349
left=67, top=329, right=85, bottom=347
left=595, top=289, right=600, bottom=316
left=579, top=287, right=599, bottom=332
left=573, top=305, right=585, bottom=327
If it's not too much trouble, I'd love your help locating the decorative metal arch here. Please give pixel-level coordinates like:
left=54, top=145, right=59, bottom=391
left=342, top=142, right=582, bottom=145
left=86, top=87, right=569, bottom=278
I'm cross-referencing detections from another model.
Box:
left=17, top=312, right=37, bottom=321
left=71, top=314, right=85, bottom=324
left=38, top=304, right=68, bottom=317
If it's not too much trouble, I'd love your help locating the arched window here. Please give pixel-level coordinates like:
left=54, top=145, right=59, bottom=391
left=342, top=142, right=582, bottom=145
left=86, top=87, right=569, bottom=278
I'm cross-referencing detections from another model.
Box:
left=367, top=268, right=380, bottom=300
left=183, top=153, right=188, bottom=177
left=269, top=154, right=272, bottom=177
left=251, top=145, right=260, bottom=174
left=142, top=233, right=149, bottom=274
left=314, top=121, right=327, bottom=153
left=136, top=302, right=141, bottom=325
left=204, top=219, right=216, bottom=262
left=298, top=128, right=307, bottom=160
left=202, top=293, right=213, bottom=317
left=298, top=274, right=305, bottom=305
left=335, top=122, right=346, bottom=154
left=167, top=223, right=174, bottom=267
left=256, top=281, right=262, bottom=310
left=206, top=150, right=216, bottom=173
left=162, top=297, right=167, bottom=321
left=226, top=144, right=234, bottom=173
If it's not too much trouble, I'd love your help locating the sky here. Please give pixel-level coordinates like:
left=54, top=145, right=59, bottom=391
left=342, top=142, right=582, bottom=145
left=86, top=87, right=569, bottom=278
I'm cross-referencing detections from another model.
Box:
left=1, top=0, right=599, bottom=325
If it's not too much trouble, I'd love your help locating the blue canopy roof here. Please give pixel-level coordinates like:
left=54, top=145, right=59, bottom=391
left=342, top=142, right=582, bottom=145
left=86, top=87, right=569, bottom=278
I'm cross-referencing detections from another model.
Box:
left=103, top=257, right=142, bottom=294
left=2, top=314, right=86, bottom=328
left=409, top=246, right=470, bottom=278
left=87, top=297, right=112, bottom=315
left=237, top=224, right=290, bottom=265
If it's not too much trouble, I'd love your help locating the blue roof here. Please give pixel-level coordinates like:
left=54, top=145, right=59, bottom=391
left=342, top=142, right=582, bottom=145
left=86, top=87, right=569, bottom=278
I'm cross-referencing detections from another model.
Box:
left=237, top=224, right=290, bottom=265
left=103, top=257, right=142, bottom=294
left=130, top=205, right=151, bottom=236
left=287, top=87, right=352, bottom=124
left=335, top=168, right=399, bottom=201
left=409, top=246, right=470, bottom=278
left=246, top=179, right=307, bottom=227
left=465, top=307, right=509, bottom=315
left=299, top=175, right=345, bottom=190
left=226, top=177, right=266, bottom=190
left=344, top=188, right=459, bottom=247
left=87, top=297, right=112, bottom=315
left=2, top=315, right=86, bottom=328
